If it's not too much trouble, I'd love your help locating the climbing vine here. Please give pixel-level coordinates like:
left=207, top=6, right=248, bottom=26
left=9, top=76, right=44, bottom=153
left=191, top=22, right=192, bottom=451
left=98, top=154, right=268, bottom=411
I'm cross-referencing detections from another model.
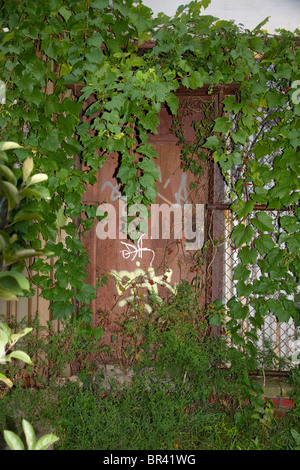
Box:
left=0, top=0, right=299, bottom=356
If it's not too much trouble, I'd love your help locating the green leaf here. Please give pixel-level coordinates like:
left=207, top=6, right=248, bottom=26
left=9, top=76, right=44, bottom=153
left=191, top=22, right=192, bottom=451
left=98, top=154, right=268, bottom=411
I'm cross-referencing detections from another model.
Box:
left=144, top=185, right=157, bottom=202
left=137, top=144, right=159, bottom=160
left=117, top=165, right=136, bottom=183
left=291, top=428, right=300, bottom=445
left=222, top=95, right=242, bottom=114
left=265, top=90, right=286, bottom=110
left=104, top=94, right=126, bottom=112
left=0, top=285, right=19, bottom=301
left=209, top=313, right=222, bottom=326
left=0, top=372, right=13, bottom=388
left=280, top=215, right=300, bottom=234
left=233, top=263, right=251, bottom=282
left=0, top=164, right=17, bottom=185
left=252, top=16, right=270, bottom=31
left=21, top=186, right=50, bottom=200
left=0, top=272, right=30, bottom=292
left=0, top=340, right=6, bottom=364
left=265, top=247, right=284, bottom=267
left=90, top=0, right=109, bottom=8
left=7, top=350, right=33, bottom=364
left=0, top=151, right=8, bottom=162
left=138, top=159, right=160, bottom=179
left=58, top=5, right=72, bottom=22
left=213, top=117, right=232, bottom=134
left=26, top=174, right=48, bottom=187
left=56, top=206, right=67, bottom=227
left=13, top=248, right=49, bottom=260
left=165, top=93, right=179, bottom=115
left=35, top=433, right=59, bottom=450
left=266, top=299, right=291, bottom=323
left=231, top=199, right=255, bottom=218
left=254, top=234, right=275, bottom=255
left=50, top=301, right=74, bottom=320
left=228, top=297, right=249, bottom=320
left=0, top=142, right=22, bottom=151
left=274, top=63, right=293, bottom=80
left=0, top=272, right=30, bottom=297
left=139, top=173, right=155, bottom=188
left=22, top=157, right=34, bottom=182
left=203, top=135, right=222, bottom=151
left=251, top=212, right=274, bottom=232
left=11, top=327, right=33, bottom=344
left=231, top=224, right=255, bottom=248
left=248, top=37, right=265, bottom=53
left=236, top=280, right=253, bottom=297
left=95, top=326, right=104, bottom=340
left=24, top=88, right=43, bottom=106
left=182, top=70, right=206, bottom=89
left=11, top=210, right=43, bottom=224
left=22, top=420, right=36, bottom=450
left=230, top=128, right=248, bottom=145
left=111, top=334, right=118, bottom=343
left=139, top=111, right=159, bottom=133
left=0, top=322, right=11, bottom=338
left=43, top=40, right=58, bottom=61
left=1, top=181, right=19, bottom=210
left=60, top=63, right=72, bottom=76
left=3, top=430, right=25, bottom=450
left=75, top=282, right=95, bottom=303
left=0, top=327, right=9, bottom=345
left=86, top=33, right=104, bottom=48
left=239, top=246, right=258, bottom=265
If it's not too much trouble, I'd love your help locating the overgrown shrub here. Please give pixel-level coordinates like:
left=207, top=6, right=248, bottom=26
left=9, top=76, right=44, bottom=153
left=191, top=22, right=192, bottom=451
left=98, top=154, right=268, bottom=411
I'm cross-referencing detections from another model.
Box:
left=1, top=283, right=299, bottom=450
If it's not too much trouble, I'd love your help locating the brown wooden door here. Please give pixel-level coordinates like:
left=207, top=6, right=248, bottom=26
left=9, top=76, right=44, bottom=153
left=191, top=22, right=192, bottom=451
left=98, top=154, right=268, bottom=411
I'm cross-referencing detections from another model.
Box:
left=78, top=84, right=238, bottom=349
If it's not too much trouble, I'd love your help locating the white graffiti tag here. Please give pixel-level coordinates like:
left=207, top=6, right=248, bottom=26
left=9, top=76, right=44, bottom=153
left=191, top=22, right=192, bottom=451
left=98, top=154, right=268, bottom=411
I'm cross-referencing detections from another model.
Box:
left=120, top=234, right=155, bottom=266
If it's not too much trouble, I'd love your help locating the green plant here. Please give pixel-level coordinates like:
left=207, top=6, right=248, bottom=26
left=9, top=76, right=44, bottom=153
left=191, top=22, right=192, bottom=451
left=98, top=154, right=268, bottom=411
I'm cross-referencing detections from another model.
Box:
left=0, top=140, right=59, bottom=450
left=0, top=313, right=105, bottom=389
left=0, top=321, right=59, bottom=450
left=4, top=419, right=58, bottom=450
left=118, top=281, right=264, bottom=412
left=0, top=322, right=33, bottom=388
left=28, top=316, right=104, bottom=384
left=290, top=428, right=300, bottom=450
left=47, top=349, right=297, bottom=450
left=0, top=297, right=297, bottom=451
left=0, top=141, right=51, bottom=300
left=251, top=401, right=274, bottom=428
